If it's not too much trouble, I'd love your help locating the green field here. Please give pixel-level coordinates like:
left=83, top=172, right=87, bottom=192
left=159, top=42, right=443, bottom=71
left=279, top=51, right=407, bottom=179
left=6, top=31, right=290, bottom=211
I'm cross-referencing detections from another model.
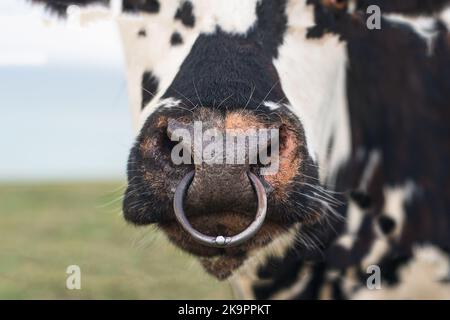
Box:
left=0, top=182, right=233, bottom=299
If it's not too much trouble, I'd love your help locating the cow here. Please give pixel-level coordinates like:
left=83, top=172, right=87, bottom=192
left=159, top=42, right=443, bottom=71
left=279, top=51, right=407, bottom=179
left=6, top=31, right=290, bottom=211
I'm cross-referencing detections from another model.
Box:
left=33, top=0, right=450, bottom=299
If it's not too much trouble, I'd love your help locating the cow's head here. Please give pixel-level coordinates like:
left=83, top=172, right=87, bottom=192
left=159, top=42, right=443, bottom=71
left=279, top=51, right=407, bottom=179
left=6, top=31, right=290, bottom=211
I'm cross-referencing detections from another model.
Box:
left=35, top=0, right=357, bottom=279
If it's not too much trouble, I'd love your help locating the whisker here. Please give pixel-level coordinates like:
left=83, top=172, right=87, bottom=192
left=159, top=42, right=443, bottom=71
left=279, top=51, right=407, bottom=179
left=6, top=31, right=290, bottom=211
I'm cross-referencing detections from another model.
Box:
left=215, top=93, right=234, bottom=110
left=193, top=80, right=204, bottom=109
left=170, top=87, right=198, bottom=110
left=255, top=80, right=279, bottom=111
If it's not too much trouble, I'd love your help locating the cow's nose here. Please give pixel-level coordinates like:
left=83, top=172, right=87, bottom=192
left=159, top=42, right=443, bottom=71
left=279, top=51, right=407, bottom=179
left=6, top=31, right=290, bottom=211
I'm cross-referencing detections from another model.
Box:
left=185, top=163, right=257, bottom=215
left=165, top=116, right=272, bottom=248
left=166, top=118, right=258, bottom=216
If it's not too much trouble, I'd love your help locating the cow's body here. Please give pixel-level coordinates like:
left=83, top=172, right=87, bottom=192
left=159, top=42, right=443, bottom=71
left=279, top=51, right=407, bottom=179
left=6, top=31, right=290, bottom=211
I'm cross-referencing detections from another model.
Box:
left=35, top=0, right=450, bottom=299
left=230, top=3, right=450, bottom=299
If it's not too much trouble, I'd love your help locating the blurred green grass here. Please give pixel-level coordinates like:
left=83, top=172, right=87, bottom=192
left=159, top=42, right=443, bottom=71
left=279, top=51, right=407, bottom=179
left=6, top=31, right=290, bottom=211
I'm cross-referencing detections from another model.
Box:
left=0, top=182, right=233, bottom=299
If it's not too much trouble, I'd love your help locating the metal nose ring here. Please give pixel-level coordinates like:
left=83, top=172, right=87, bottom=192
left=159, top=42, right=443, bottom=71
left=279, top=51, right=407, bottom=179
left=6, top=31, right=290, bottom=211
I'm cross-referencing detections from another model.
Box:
left=173, top=171, right=267, bottom=248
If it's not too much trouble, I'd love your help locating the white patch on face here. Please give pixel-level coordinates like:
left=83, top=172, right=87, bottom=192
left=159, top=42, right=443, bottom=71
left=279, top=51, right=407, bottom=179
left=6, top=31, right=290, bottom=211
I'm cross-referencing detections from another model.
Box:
left=383, top=14, right=440, bottom=56
left=262, top=101, right=281, bottom=110
left=274, top=0, right=351, bottom=186
left=113, top=0, right=263, bottom=134
left=114, top=0, right=201, bottom=133
left=139, top=97, right=181, bottom=126
left=193, top=0, right=259, bottom=35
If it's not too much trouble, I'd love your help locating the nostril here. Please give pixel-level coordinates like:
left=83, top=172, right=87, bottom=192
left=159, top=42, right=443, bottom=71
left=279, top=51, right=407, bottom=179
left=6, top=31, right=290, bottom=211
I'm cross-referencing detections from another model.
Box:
left=158, top=118, right=195, bottom=165
left=251, top=125, right=292, bottom=176
left=162, top=131, right=179, bottom=153
left=163, top=131, right=195, bottom=166
left=255, top=143, right=272, bottom=170
left=174, top=170, right=268, bottom=248
left=254, top=126, right=286, bottom=170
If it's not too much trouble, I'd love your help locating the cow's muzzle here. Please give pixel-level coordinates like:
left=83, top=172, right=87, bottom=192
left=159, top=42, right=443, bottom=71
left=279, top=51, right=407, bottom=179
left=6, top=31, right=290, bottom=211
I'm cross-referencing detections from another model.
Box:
left=173, top=171, right=267, bottom=247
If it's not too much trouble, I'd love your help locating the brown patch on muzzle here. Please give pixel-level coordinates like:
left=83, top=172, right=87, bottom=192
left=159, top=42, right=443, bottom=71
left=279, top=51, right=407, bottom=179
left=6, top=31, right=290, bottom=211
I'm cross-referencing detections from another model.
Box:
left=225, top=112, right=262, bottom=131
left=264, top=125, right=302, bottom=199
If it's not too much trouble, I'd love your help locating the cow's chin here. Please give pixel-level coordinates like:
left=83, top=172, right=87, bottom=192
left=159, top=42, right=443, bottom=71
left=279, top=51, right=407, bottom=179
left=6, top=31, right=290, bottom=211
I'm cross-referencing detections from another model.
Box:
left=160, top=212, right=286, bottom=279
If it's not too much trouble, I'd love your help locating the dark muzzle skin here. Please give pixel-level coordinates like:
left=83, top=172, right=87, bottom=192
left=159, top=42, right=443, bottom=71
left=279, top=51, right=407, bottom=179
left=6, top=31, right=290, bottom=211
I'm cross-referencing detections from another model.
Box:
left=122, top=105, right=323, bottom=278
left=174, top=170, right=268, bottom=248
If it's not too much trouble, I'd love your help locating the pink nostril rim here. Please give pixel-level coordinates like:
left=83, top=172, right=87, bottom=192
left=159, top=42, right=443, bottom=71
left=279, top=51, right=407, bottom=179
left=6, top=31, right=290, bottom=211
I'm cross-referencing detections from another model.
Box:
left=173, top=170, right=267, bottom=248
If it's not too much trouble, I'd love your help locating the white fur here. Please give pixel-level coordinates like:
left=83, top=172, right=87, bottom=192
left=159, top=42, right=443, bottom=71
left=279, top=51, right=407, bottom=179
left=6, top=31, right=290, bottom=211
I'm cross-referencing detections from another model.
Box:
left=114, top=0, right=197, bottom=132
left=192, top=0, right=259, bottom=35
left=274, top=0, right=351, bottom=186
left=361, top=238, right=389, bottom=269
left=441, top=6, right=450, bottom=28
left=112, top=0, right=262, bottom=133
left=140, top=97, right=181, bottom=126
left=262, top=101, right=281, bottom=110
left=336, top=202, right=363, bottom=249
left=360, top=181, right=417, bottom=269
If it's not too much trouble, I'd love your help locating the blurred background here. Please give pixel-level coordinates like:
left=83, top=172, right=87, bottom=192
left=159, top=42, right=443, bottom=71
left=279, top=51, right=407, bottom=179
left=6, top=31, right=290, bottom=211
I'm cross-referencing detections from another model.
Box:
left=0, top=0, right=231, bottom=299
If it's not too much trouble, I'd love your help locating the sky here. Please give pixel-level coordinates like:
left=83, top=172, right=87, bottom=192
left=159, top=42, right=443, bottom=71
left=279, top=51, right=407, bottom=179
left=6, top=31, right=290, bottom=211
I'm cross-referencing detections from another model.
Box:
left=0, top=0, right=134, bottom=181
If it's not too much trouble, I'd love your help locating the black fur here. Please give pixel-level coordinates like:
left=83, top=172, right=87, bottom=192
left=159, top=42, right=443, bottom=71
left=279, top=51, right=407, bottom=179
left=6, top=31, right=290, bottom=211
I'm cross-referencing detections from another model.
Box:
left=350, top=190, right=372, bottom=209
left=174, top=1, right=195, bottom=28
left=357, top=0, right=450, bottom=15
left=34, top=0, right=450, bottom=299
left=378, top=215, right=396, bottom=235
left=170, top=31, right=183, bottom=46
left=161, top=30, right=287, bottom=110
left=122, top=0, right=159, bottom=14
left=246, top=0, right=450, bottom=299
left=141, top=71, right=159, bottom=109
left=32, top=0, right=161, bottom=14
left=162, top=0, right=288, bottom=108
left=31, top=0, right=107, bottom=14
left=138, top=28, right=147, bottom=37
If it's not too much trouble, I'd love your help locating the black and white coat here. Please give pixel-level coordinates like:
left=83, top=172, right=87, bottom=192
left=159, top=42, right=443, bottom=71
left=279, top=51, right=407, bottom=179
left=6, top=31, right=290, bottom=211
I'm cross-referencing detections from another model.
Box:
left=35, top=0, right=450, bottom=299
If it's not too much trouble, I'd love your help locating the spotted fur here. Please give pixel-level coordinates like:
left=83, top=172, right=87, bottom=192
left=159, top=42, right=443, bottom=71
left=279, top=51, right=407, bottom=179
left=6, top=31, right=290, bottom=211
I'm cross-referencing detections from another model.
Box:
left=34, top=0, right=450, bottom=299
